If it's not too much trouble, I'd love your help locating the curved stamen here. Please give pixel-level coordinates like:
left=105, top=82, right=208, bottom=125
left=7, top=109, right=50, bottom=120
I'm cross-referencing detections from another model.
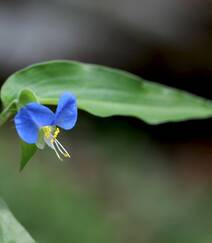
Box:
left=54, top=139, right=70, bottom=158
left=43, top=126, right=70, bottom=160
left=51, top=142, right=63, bottom=161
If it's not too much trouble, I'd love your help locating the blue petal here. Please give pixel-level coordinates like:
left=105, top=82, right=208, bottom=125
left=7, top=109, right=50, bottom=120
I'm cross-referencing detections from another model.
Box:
left=54, top=92, right=77, bottom=130
left=15, top=103, right=55, bottom=143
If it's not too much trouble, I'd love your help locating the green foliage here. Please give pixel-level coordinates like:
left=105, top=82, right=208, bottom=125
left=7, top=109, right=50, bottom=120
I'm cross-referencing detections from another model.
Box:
left=0, top=199, right=35, bottom=243
left=1, top=60, right=212, bottom=126
left=1, top=60, right=212, bottom=167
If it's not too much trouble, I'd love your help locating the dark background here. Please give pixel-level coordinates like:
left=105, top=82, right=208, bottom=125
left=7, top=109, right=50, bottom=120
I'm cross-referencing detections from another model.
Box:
left=1, top=1, right=212, bottom=243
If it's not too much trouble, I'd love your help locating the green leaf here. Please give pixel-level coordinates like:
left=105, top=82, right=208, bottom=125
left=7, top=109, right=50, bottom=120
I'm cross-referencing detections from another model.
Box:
left=20, top=141, right=37, bottom=171
left=0, top=198, right=36, bottom=243
left=1, top=60, right=212, bottom=124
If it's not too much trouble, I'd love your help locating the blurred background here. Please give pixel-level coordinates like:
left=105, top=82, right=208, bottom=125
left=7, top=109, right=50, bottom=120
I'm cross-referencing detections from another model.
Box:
left=1, top=0, right=212, bottom=242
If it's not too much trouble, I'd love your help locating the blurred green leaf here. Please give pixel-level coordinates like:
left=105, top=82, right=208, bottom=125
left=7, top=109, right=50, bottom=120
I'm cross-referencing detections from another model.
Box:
left=0, top=198, right=35, bottom=243
left=20, top=141, right=37, bottom=171
left=1, top=60, right=212, bottom=124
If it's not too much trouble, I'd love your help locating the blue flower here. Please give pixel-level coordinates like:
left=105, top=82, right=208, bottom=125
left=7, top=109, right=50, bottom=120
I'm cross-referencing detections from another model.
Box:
left=15, top=92, right=77, bottom=160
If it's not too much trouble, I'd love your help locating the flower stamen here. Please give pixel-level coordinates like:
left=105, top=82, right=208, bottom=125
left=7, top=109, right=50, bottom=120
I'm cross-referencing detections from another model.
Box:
left=43, top=126, right=70, bottom=160
left=51, top=142, right=63, bottom=161
left=54, top=139, right=71, bottom=158
left=43, top=126, right=52, bottom=138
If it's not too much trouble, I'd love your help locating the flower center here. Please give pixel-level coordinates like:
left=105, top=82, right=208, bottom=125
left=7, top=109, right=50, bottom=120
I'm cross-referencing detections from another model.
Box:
left=42, top=126, right=70, bottom=160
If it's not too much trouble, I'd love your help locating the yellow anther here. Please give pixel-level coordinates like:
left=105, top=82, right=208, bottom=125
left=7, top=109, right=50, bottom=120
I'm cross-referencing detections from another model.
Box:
left=64, top=153, right=71, bottom=158
left=43, top=126, right=52, bottom=138
left=53, top=127, right=60, bottom=139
